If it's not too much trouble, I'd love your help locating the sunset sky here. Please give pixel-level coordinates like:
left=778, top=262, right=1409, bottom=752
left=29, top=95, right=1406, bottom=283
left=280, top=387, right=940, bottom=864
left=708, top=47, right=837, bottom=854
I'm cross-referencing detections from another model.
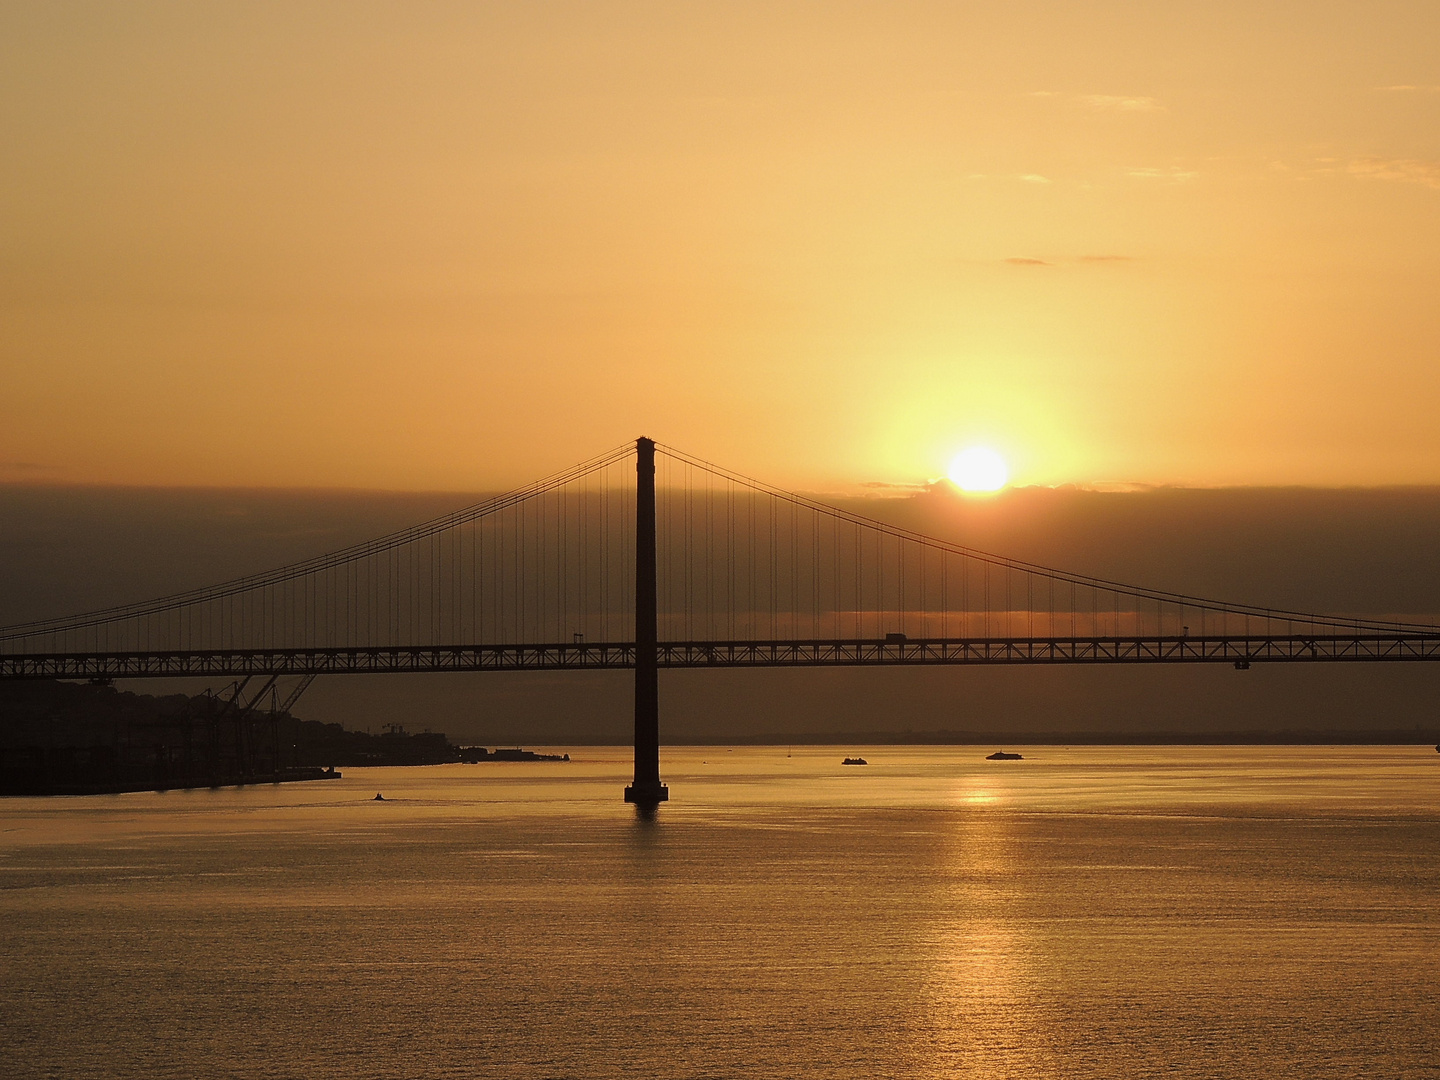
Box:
left=3, top=1, right=1438, bottom=491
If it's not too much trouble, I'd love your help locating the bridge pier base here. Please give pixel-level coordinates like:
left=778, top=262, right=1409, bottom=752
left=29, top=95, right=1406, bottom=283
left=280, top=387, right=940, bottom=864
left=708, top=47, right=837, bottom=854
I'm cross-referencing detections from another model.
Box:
left=625, top=436, right=668, bottom=808
left=624, top=781, right=669, bottom=805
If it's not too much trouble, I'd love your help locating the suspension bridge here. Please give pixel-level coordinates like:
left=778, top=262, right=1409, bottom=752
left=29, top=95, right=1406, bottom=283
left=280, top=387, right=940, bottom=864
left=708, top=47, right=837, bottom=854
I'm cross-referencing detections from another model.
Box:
left=5, top=437, right=1440, bottom=805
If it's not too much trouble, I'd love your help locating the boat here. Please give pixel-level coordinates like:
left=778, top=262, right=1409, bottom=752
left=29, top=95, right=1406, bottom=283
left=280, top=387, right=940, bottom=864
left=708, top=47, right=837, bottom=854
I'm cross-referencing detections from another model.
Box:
left=842, top=757, right=868, bottom=766
left=986, top=751, right=1023, bottom=760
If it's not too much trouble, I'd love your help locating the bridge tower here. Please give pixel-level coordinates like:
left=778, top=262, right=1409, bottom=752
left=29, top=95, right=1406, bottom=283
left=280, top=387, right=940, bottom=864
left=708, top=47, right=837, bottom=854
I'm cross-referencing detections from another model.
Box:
left=624, top=436, right=669, bottom=808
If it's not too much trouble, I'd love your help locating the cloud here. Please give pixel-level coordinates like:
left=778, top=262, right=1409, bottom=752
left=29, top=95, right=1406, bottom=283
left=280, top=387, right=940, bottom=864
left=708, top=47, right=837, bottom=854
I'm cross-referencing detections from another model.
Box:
left=1080, top=94, right=1164, bottom=112
left=1375, top=85, right=1440, bottom=94
left=1018, top=173, right=1052, bottom=184
left=1028, top=92, right=1164, bottom=112
left=1349, top=157, right=1440, bottom=189
left=1001, top=255, right=1133, bottom=268
left=0, top=462, right=57, bottom=474
left=858, top=481, right=927, bottom=493
left=1127, top=166, right=1197, bottom=182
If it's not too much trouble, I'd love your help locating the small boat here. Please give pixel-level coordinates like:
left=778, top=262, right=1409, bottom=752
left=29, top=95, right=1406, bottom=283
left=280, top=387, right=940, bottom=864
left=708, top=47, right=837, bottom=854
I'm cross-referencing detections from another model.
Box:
left=985, top=751, right=1023, bottom=761
left=373, top=793, right=385, bottom=800
left=842, top=757, right=868, bottom=766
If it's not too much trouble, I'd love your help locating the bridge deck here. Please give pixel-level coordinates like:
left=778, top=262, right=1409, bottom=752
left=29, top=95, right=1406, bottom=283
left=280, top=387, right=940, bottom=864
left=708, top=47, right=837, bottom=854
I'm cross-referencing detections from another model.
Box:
left=6, top=633, right=1440, bottom=679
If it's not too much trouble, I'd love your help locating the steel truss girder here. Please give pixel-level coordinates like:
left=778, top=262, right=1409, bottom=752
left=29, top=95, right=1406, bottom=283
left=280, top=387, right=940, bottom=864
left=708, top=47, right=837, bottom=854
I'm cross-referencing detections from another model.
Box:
left=6, top=634, right=1440, bottom=679
left=0, top=644, right=638, bottom=679
left=658, top=634, right=1440, bottom=666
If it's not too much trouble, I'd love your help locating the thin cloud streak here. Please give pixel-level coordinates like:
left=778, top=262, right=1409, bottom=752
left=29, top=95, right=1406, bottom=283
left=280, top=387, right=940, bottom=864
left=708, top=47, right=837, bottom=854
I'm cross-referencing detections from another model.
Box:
left=1080, top=94, right=1165, bottom=112
left=1349, top=157, right=1440, bottom=189
left=1128, top=166, right=1197, bottom=182
left=1027, top=91, right=1165, bottom=112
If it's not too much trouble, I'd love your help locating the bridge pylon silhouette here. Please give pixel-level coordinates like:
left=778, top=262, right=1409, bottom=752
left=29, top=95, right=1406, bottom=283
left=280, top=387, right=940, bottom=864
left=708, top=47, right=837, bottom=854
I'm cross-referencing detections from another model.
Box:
left=625, top=437, right=667, bottom=808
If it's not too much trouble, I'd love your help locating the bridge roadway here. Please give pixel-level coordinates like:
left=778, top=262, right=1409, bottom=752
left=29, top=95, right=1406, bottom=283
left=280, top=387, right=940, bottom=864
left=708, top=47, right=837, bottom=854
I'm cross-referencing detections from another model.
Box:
left=6, top=632, right=1440, bottom=679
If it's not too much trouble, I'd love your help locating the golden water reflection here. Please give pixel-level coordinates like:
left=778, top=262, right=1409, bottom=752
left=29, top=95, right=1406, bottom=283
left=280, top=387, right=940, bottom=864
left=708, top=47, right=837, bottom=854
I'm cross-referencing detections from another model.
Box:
left=2, top=746, right=1438, bottom=1078
left=911, top=799, right=1063, bottom=1077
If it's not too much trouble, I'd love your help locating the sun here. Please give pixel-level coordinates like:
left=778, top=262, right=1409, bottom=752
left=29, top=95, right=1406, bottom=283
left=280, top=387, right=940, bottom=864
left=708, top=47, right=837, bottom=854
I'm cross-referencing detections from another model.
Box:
left=948, top=446, right=1008, bottom=492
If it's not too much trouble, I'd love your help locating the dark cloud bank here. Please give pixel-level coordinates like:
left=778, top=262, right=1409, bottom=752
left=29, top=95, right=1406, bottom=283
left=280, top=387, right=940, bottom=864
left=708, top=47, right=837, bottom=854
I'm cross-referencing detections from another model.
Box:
left=4, top=482, right=1440, bottom=743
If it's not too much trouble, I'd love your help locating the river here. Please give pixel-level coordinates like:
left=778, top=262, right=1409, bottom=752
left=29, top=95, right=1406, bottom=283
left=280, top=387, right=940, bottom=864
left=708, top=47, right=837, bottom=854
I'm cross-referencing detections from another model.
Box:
left=3, top=745, right=1437, bottom=1078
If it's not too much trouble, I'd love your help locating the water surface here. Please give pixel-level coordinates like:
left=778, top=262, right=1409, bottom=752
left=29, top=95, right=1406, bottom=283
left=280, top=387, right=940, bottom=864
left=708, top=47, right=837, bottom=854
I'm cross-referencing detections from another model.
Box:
left=3, top=746, right=1438, bottom=1078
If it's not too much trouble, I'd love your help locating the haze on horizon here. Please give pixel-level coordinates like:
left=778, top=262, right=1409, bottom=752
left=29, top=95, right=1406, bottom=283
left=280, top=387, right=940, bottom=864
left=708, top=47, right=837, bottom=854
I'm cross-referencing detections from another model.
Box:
left=3, top=1, right=1438, bottom=494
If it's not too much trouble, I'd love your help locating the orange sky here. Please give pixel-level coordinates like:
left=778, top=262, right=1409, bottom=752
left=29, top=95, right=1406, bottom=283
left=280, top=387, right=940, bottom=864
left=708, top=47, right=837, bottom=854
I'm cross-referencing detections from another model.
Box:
left=2, top=1, right=1438, bottom=491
